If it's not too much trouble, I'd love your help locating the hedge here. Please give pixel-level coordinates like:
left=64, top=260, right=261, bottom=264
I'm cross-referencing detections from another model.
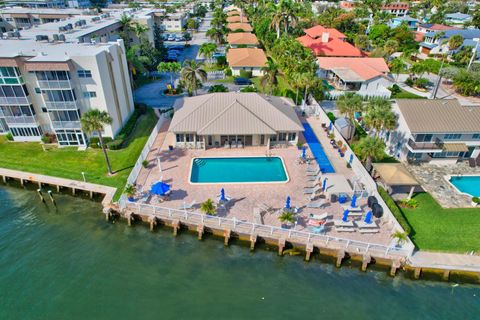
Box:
left=327, top=112, right=336, bottom=122
left=89, top=136, right=113, bottom=149
left=377, top=186, right=412, bottom=235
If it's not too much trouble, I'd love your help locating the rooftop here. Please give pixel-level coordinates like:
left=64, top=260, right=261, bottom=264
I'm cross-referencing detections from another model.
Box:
left=445, top=12, right=472, bottom=20
left=226, top=32, right=258, bottom=45
left=297, top=35, right=363, bottom=57
left=303, top=25, right=346, bottom=39
left=395, top=99, right=480, bottom=134
left=226, top=47, right=267, bottom=67
left=227, top=22, right=253, bottom=32
left=317, top=57, right=390, bottom=81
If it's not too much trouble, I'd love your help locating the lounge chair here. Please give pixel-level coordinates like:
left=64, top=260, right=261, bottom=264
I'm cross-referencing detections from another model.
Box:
left=224, top=141, right=230, bottom=148
left=307, top=174, right=321, bottom=182
left=341, top=205, right=363, bottom=212
left=304, top=185, right=321, bottom=194
left=356, top=220, right=378, bottom=229
left=306, top=168, right=321, bottom=176
left=308, top=212, right=328, bottom=220
left=179, top=200, right=196, bottom=210
left=231, top=141, right=237, bottom=148
left=308, top=225, right=325, bottom=234
left=306, top=176, right=321, bottom=187
left=238, top=142, right=243, bottom=148
left=307, top=199, right=327, bottom=208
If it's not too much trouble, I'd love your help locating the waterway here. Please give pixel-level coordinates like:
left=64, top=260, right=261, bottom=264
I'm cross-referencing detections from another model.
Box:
left=0, top=185, right=478, bottom=319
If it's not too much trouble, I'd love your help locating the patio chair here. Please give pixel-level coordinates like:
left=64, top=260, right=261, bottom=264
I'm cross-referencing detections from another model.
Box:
left=306, top=199, right=327, bottom=208
left=306, top=168, right=321, bottom=176
left=231, top=141, right=237, bottom=148
left=307, top=176, right=321, bottom=187
left=238, top=141, right=243, bottom=148
left=307, top=173, right=321, bottom=182
left=224, top=141, right=230, bottom=148
left=179, top=200, right=196, bottom=210
left=304, top=185, right=321, bottom=194
left=308, top=225, right=325, bottom=234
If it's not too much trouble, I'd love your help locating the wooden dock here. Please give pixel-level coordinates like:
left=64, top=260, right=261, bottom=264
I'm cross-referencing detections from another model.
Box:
left=0, top=168, right=116, bottom=206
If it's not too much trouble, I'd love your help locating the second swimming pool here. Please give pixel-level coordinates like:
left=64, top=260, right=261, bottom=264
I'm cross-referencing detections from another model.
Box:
left=190, top=157, right=288, bottom=184
left=449, top=175, right=480, bottom=197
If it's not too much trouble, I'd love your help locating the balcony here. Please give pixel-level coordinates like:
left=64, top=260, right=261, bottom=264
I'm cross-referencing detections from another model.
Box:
left=4, top=115, right=38, bottom=126
left=37, top=80, right=72, bottom=90
left=0, top=96, right=29, bottom=105
left=44, top=101, right=78, bottom=110
left=51, top=120, right=81, bottom=130
left=407, top=138, right=443, bottom=153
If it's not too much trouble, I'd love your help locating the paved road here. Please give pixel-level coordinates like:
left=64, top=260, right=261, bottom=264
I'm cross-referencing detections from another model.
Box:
left=134, top=13, right=211, bottom=108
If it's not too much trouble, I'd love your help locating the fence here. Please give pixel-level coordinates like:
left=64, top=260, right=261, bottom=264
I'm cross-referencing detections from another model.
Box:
left=121, top=201, right=412, bottom=259
left=301, top=97, right=415, bottom=255
left=207, top=70, right=225, bottom=81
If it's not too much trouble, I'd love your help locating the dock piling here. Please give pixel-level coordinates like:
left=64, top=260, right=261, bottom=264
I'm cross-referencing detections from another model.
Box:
left=36, top=188, right=45, bottom=203
left=278, top=238, right=286, bottom=255
left=197, top=224, right=204, bottom=240
left=442, top=270, right=450, bottom=281
left=336, top=250, right=345, bottom=268
left=149, top=216, right=157, bottom=231
left=361, top=254, right=371, bottom=272
left=2, top=176, right=6, bottom=183
left=305, top=243, right=314, bottom=261
left=224, top=229, right=231, bottom=246
left=250, top=234, right=257, bottom=251
left=172, top=220, right=180, bottom=236
left=414, top=267, right=422, bottom=279
left=47, top=190, right=56, bottom=206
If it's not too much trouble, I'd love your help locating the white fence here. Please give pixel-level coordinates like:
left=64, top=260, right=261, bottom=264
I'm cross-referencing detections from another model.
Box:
left=326, top=89, right=391, bottom=100
left=301, top=97, right=415, bottom=256
left=207, top=70, right=225, bottom=81
left=122, top=201, right=412, bottom=259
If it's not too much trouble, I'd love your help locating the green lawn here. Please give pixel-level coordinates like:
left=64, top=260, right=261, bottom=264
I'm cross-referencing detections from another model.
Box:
left=251, top=77, right=297, bottom=101
left=400, top=193, right=480, bottom=253
left=0, top=108, right=158, bottom=200
left=391, top=87, right=427, bottom=99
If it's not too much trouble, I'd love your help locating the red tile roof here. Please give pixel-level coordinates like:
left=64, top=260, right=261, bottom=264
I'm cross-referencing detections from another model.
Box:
left=297, top=36, right=363, bottom=57
left=303, top=25, right=346, bottom=39
left=317, top=57, right=390, bottom=81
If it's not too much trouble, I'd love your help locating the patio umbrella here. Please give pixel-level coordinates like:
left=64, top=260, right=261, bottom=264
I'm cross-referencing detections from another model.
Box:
left=301, top=146, right=307, bottom=159
left=364, top=211, right=373, bottom=224
left=342, top=209, right=349, bottom=222
left=329, top=122, right=333, bottom=131
left=322, top=178, right=328, bottom=192
left=349, top=154, right=354, bottom=165
left=151, top=181, right=171, bottom=195
left=220, top=188, right=226, bottom=201
left=351, top=194, right=357, bottom=208
left=285, top=196, right=291, bottom=210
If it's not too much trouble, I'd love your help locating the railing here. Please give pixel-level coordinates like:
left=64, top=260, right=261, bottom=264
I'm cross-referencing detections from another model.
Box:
left=44, top=101, right=78, bottom=110
left=0, top=96, right=29, bottom=105
left=37, top=80, right=72, bottom=90
left=51, top=120, right=81, bottom=129
left=4, top=115, right=37, bottom=125
left=326, top=89, right=391, bottom=100
left=123, top=201, right=412, bottom=259
left=407, top=138, right=442, bottom=151
left=206, top=71, right=225, bottom=80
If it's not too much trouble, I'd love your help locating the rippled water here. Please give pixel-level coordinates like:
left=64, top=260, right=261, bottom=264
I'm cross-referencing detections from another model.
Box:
left=0, top=185, right=478, bottom=319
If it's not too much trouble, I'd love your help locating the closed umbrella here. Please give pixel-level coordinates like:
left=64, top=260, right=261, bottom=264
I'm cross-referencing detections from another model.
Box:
left=220, top=188, right=226, bottom=202
left=329, top=122, right=333, bottom=131
left=301, top=146, right=307, bottom=159
left=349, top=154, right=354, bottom=165
left=364, top=211, right=373, bottom=224
left=342, top=209, right=349, bottom=222
left=285, top=196, right=291, bottom=210
left=322, top=178, right=328, bottom=192
left=351, top=194, right=357, bottom=208
left=151, top=181, right=171, bottom=195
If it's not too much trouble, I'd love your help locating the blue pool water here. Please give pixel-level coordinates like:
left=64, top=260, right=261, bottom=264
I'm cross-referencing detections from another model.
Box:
left=449, top=176, right=480, bottom=197
left=302, top=123, right=335, bottom=173
left=190, top=157, right=288, bottom=183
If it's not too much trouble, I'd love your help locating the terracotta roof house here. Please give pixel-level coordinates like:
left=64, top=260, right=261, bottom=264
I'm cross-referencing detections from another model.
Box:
left=227, top=22, right=253, bottom=32
left=226, top=10, right=241, bottom=16
left=227, top=32, right=259, bottom=47
left=169, top=93, right=304, bottom=149
left=226, top=15, right=249, bottom=23
left=381, top=2, right=409, bottom=17
left=317, top=57, right=393, bottom=99
left=297, top=25, right=363, bottom=57
left=226, top=48, right=267, bottom=76
left=387, top=99, right=480, bottom=164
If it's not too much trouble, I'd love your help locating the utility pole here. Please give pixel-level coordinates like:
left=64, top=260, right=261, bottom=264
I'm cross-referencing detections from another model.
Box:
left=467, top=38, right=480, bottom=71
left=431, top=58, right=445, bottom=99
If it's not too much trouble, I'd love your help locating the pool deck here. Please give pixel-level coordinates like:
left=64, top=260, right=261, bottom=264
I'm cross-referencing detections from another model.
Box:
left=132, top=117, right=397, bottom=247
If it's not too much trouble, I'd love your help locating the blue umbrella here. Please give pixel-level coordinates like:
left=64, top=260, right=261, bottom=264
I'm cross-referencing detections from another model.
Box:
left=349, top=154, right=354, bottom=164
left=329, top=122, right=333, bottom=131
left=364, top=211, right=373, bottom=224
left=151, top=181, right=171, bottom=195
left=285, top=196, right=291, bottom=210
left=322, top=178, right=328, bottom=192
left=351, top=194, right=357, bottom=208
left=301, top=146, right=306, bottom=159
left=220, top=188, right=226, bottom=201
left=342, top=209, right=349, bottom=222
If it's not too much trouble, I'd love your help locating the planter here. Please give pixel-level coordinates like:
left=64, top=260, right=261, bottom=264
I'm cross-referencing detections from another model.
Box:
left=471, top=201, right=478, bottom=207
left=128, top=196, right=136, bottom=202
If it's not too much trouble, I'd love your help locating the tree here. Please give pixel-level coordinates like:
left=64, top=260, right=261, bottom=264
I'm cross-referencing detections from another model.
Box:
left=448, top=34, right=464, bottom=51
left=473, top=5, right=480, bottom=29
left=200, top=199, right=216, bottom=215
left=391, top=231, right=408, bottom=247
left=336, top=93, right=363, bottom=142
left=453, top=69, right=480, bottom=96
left=356, top=136, right=385, bottom=171
left=354, top=35, right=371, bottom=51
left=157, top=61, right=182, bottom=90
left=208, top=84, right=229, bottom=93
left=206, top=27, right=225, bottom=44
left=260, top=58, right=283, bottom=94
left=153, top=22, right=167, bottom=58
left=186, top=18, right=197, bottom=31
left=368, top=24, right=390, bottom=47
left=364, top=98, right=396, bottom=138
left=180, top=60, right=207, bottom=96
left=81, top=110, right=113, bottom=175
left=383, top=39, right=399, bottom=56
left=119, top=14, right=132, bottom=48
left=126, top=45, right=150, bottom=87
left=269, top=4, right=284, bottom=39
left=199, top=43, right=217, bottom=63
left=279, top=211, right=295, bottom=225
left=132, top=22, right=148, bottom=41
left=389, top=58, right=406, bottom=81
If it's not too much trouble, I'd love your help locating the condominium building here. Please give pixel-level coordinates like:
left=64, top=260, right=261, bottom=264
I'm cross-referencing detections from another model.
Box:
left=2, top=0, right=66, bottom=8
left=0, top=35, right=134, bottom=146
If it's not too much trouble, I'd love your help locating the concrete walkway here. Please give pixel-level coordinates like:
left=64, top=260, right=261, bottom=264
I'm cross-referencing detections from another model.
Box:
left=409, top=251, right=480, bottom=272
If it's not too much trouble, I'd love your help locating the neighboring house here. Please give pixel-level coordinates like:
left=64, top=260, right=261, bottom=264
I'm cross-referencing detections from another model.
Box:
left=226, top=48, right=267, bottom=76
left=169, top=92, right=304, bottom=149
left=226, top=15, right=248, bottom=23
left=160, top=12, right=187, bottom=32
left=226, top=9, right=241, bottom=16
left=297, top=25, right=363, bottom=57
left=339, top=1, right=355, bottom=11
left=227, top=32, right=259, bottom=48
left=388, top=16, right=418, bottom=30
left=419, top=29, right=480, bottom=57
left=445, top=12, right=472, bottom=26
left=317, top=57, right=394, bottom=99
left=67, top=0, right=92, bottom=8
left=387, top=99, right=480, bottom=164
left=415, top=23, right=458, bottom=42
left=226, top=22, right=253, bottom=32
left=381, top=2, right=410, bottom=17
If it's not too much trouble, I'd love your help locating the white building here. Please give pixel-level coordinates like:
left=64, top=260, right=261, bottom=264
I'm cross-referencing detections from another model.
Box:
left=387, top=99, right=480, bottom=164
left=226, top=48, right=267, bottom=77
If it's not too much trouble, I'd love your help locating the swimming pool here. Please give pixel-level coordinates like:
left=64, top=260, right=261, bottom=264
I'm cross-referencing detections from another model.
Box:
left=449, top=176, right=480, bottom=197
left=190, top=157, right=289, bottom=184
left=302, top=123, right=335, bottom=173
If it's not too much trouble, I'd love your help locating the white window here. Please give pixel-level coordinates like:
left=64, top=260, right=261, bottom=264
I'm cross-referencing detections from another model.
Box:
left=77, top=70, right=92, bottom=78
left=83, top=91, right=97, bottom=98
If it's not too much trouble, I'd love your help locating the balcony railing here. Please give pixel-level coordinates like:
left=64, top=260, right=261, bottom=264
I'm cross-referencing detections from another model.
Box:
left=407, top=138, right=442, bottom=151
left=44, top=101, right=78, bottom=110
left=0, top=96, right=29, bottom=105
left=37, top=80, right=72, bottom=90
left=4, top=115, right=37, bottom=126
left=51, top=120, right=81, bottom=129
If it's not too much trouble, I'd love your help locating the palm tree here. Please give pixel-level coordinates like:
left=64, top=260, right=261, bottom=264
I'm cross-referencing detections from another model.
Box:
left=200, top=198, right=216, bottom=215
left=132, top=22, right=148, bottom=41
left=269, top=5, right=283, bottom=39
left=364, top=98, right=397, bottom=138
left=448, top=34, right=464, bottom=51
left=157, top=61, right=182, bottom=88
left=383, top=39, right=399, bottom=56
left=199, top=43, right=217, bottom=64
left=391, top=231, right=408, bottom=247
left=336, top=93, right=364, bottom=142
left=211, top=15, right=226, bottom=29
left=279, top=0, right=297, bottom=34
left=279, top=211, right=295, bottom=225
left=206, top=27, right=225, bottom=44
left=260, top=58, right=282, bottom=94
left=356, top=136, right=385, bottom=171
left=389, top=58, right=406, bottom=81
left=81, top=110, right=114, bottom=175
left=119, top=14, right=132, bottom=47
left=181, top=60, right=207, bottom=96
left=126, top=45, right=151, bottom=88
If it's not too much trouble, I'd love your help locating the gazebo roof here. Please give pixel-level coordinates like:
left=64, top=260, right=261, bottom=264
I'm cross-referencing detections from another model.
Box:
left=372, top=163, right=420, bottom=186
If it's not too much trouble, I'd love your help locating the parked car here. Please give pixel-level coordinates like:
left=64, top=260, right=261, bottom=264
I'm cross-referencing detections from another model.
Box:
left=175, top=36, right=184, bottom=42
left=212, top=52, right=225, bottom=59
left=169, top=45, right=184, bottom=51
left=234, top=77, right=252, bottom=85
left=167, top=35, right=175, bottom=41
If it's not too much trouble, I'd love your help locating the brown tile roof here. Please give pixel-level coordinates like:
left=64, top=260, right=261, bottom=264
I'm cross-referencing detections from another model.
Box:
left=226, top=48, right=267, bottom=67
left=227, top=23, right=253, bottom=32
left=227, top=32, right=259, bottom=45
left=227, top=15, right=249, bottom=23
left=396, top=99, right=480, bottom=133
left=227, top=10, right=241, bottom=16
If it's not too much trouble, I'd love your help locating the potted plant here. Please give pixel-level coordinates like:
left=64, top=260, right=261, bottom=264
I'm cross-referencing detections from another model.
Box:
left=124, top=184, right=137, bottom=202
left=142, top=159, right=149, bottom=168
left=279, top=211, right=295, bottom=228
left=296, top=141, right=304, bottom=149
left=391, top=231, right=408, bottom=248
left=337, top=140, right=343, bottom=148
left=471, top=197, right=480, bottom=207
left=200, top=198, right=217, bottom=215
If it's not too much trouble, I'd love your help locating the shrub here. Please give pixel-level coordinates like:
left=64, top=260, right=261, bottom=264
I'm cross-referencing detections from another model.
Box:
left=142, top=159, right=149, bottom=168
left=377, top=186, right=412, bottom=235
left=224, top=68, right=232, bottom=76
left=327, top=112, right=336, bottom=122
left=89, top=136, right=113, bottom=148
left=215, top=56, right=227, bottom=67
left=473, top=197, right=480, bottom=204
left=398, top=198, right=419, bottom=209
left=240, top=85, right=257, bottom=92
left=414, top=77, right=429, bottom=89
left=389, top=84, right=401, bottom=95
left=106, top=139, right=123, bottom=150
left=239, top=69, right=252, bottom=79
left=135, top=103, right=148, bottom=114
left=5, top=132, right=13, bottom=141
left=404, top=77, right=414, bottom=86
left=208, top=84, right=229, bottom=93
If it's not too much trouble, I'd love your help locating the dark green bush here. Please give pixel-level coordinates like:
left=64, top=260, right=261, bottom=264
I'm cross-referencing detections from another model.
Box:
left=106, top=139, right=123, bottom=150
left=327, top=112, right=336, bottom=122
left=6, top=132, right=13, bottom=141
left=377, top=186, right=412, bottom=235
left=224, top=68, right=232, bottom=76
left=89, top=136, right=112, bottom=148
left=239, top=69, right=252, bottom=79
